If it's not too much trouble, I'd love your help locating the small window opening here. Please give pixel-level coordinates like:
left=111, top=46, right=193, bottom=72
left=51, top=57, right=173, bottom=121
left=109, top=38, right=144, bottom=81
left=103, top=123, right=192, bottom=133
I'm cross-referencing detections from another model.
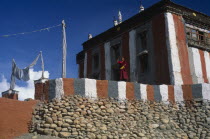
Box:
left=139, top=54, right=148, bottom=73
left=93, top=54, right=99, bottom=70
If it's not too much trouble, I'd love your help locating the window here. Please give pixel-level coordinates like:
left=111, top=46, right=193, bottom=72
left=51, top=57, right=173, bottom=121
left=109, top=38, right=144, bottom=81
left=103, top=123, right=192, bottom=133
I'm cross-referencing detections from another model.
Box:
left=93, top=54, right=99, bottom=70
left=186, top=27, right=210, bottom=47
left=139, top=54, right=148, bottom=73
left=92, top=52, right=100, bottom=79
left=110, top=43, right=121, bottom=81
left=136, top=31, right=149, bottom=74
left=140, top=31, right=147, bottom=50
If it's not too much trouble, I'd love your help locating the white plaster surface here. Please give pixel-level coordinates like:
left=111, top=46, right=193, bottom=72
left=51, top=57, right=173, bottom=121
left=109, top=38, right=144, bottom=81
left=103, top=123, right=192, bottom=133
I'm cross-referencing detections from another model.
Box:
left=104, top=42, right=111, bottom=80
left=159, top=85, right=169, bottom=102
left=202, top=83, right=210, bottom=100
left=129, top=30, right=137, bottom=82
left=204, top=51, right=210, bottom=82
left=165, top=12, right=183, bottom=85
left=188, top=47, right=203, bottom=83
left=140, top=84, right=147, bottom=100
left=174, top=85, right=184, bottom=102
left=85, top=78, right=97, bottom=98
left=118, top=81, right=126, bottom=100
left=84, top=53, right=87, bottom=78
left=55, top=78, right=64, bottom=100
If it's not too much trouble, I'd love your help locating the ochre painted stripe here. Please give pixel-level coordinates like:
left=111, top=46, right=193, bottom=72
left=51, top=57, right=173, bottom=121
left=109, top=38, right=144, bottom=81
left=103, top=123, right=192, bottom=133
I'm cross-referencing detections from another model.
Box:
left=172, top=14, right=193, bottom=84
left=199, top=50, right=209, bottom=83
left=96, top=80, right=108, bottom=98
left=152, top=13, right=170, bottom=84
left=147, top=85, right=154, bottom=101
left=63, top=78, right=75, bottom=96
left=168, top=85, right=175, bottom=103
left=122, top=32, right=130, bottom=81
left=126, top=82, right=135, bottom=100
left=182, top=85, right=193, bottom=101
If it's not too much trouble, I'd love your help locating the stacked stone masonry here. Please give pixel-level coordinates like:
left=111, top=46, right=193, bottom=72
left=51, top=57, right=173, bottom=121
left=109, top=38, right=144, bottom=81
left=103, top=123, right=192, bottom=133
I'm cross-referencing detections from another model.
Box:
left=32, top=95, right=210, bottom=139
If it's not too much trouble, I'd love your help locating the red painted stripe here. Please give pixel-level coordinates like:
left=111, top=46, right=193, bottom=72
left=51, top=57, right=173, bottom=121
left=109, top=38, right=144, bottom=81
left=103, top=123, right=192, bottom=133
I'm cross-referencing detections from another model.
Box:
left=182, top=85, right=193, bottom=101
left=63, top=78, right=75, bottom=96
left=152, top=13, right=170, bottom=84
left=168, top=85, right=175, bottom=103
left=122, top=32, right=130, bottom=81
left=172, top=14, right=193, bottom=84
left=126, top=82, right=135, bottom=100
left=100, top=44, right=106, bottom=80
left=147, top=85, right=154, bottom=101
left=96, top=80, right=108, bottom=98
left=43, top=81, right=49, bottom=101
left=199, top=50, right=208, bottom=83
left=87, top=49, right=92, bottom=78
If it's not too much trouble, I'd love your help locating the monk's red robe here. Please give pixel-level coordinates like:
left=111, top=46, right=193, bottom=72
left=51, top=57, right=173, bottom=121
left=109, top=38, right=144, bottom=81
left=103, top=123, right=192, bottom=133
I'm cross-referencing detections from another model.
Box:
left=117, top=60, right=128, bottom=80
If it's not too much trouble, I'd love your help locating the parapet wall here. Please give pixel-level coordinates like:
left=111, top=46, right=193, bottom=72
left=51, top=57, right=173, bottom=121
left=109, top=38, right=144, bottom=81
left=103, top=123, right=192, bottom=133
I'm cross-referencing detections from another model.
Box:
left=35, top=78, right=210, bottom=102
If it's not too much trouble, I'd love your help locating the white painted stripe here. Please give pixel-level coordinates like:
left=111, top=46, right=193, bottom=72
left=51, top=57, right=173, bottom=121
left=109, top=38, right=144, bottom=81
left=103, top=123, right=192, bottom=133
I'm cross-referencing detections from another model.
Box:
left=84, top=53, right=87, bottom=78
left=165, top=13, right=183, bottom=85
left=55, top=78, right=64, bottom=100
left=104, top=42, right=111, bottom=80
left=204, top=51, right=210, bottom=82
left=202, top=83, right=210, bottom=100
left=129, top=30, right=137, bottom=82
left=118, top=81, right=126, bottom=100
left=174, top=85, right=184, bottom=102
left=85, top=79, right=97, bottom=98
left=188, top=47, right=203, bottom=83
left=140, top=84, right=147, bottom=100
left=159, top=85, right=169, bottom=102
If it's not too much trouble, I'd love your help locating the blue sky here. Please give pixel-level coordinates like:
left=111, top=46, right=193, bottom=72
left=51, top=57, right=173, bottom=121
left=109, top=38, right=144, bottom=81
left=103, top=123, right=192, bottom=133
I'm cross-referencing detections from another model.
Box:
left=0, top=0, right=210, bottom=88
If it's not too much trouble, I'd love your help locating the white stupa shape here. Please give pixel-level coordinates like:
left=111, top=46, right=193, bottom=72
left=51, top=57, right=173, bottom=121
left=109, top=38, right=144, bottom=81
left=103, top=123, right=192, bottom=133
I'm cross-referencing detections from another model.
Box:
left=118, top=10, right=122, bottom=24
left=139, top=1, right=144, bottom=12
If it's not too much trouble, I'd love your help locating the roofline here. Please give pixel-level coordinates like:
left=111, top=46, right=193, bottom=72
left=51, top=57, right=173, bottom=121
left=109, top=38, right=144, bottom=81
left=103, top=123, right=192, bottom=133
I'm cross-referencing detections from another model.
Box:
left=82, top=0, right=210, bottom=49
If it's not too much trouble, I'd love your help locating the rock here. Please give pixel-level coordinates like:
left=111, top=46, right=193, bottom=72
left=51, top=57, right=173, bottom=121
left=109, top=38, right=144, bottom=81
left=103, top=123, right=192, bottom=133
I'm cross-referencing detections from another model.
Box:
left=150, top=124, right=159, bottom=129
left=57, top=121, right=63, bottom=127
left=100, top=125, right=107, bottom=131
left=65, top=119, right=73, bottom=124
left=161, top=119, right=169, bottom=124
left=62, top=123, right=70, bottom=128
left=61, top=128, right=68, bottom=132
left=43, top=129, right=52, bottom=135
left=43, top=124, right=50, bottom=128
left=55, top=127, right=62, bottom=132
left=32, top=136, right=37, bottom=139
left=127, top=109, right=135, bottom=114
left=50, top=124, right=57, bottom=129
left=107, top=108, right=114, bottom=113
left=88, top=133, right=96, bottom=139
left=46, top=117, right=53, bottom=124
left=59, top=132, right=71, bottom=138
left=138, top=133, right=145, bottom=137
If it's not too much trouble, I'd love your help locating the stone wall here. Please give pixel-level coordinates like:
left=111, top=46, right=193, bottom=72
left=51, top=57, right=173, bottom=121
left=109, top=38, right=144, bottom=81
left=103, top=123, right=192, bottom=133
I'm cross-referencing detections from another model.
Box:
left=31, top=95, right=210, bottom=139
left=35, top=78, right=210, bottom=102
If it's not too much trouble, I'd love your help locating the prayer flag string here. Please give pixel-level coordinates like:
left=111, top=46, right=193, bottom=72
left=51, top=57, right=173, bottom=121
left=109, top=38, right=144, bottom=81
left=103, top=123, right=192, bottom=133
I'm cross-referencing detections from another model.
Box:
left=0, top=24, right=62, bottom=38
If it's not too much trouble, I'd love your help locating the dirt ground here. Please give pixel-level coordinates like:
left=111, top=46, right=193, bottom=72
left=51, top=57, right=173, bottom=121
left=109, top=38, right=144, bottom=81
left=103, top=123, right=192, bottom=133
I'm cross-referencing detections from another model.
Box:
left=0, top=98, right=38, bottom=139
left=14, top=133, right=61, bottom=139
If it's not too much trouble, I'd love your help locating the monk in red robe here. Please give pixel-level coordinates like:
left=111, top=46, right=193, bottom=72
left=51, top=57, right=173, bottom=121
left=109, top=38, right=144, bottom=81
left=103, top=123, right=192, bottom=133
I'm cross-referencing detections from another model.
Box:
left=117, top=57, right=128, bottom=81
